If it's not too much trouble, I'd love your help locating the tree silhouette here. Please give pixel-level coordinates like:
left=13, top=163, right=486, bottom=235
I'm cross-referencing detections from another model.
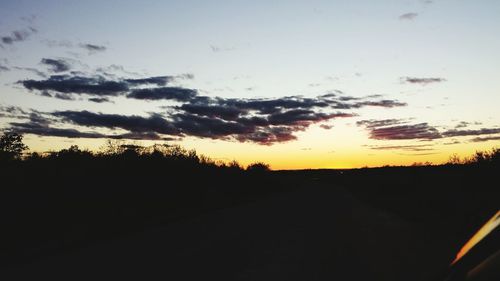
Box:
left=0, top=132, right=28, bottom=161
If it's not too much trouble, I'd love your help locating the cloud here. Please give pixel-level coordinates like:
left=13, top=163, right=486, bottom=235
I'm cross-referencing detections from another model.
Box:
left=0, top=58, right=9, bottom=72
left=9, top=121, right=167, bottom=140
left=124, top=76, right=172, bottom=86
left=367, top=144, right=434, bottom=151
left=52, top=110, right=181, bottom=136
left=357, top=119, right=442, bottom=140
left=399, top=13, right=419, bottom=20
left=470, top=135, right=500, bottom=142
left=79, top=43, right=106, bottom=53
left=21, top=75, right=129, bottom=97
left=88, top=97, right=111, bottom=103
left=267, top=110, right=354, bottom=126
left=176, top=73, right=195, bottom=80
left=127, top=87, right=198, bottom=101
left=368, top=123, right=442, bottom=140
left=455, top=121, right=470, bottom=129
left=443, top=140, right=461, bottom=145
left=178, top=103, right=244, bottom=121
left=19, top=74, right=184, bottom=99
left=358, top=119, right=500, bottom=142
left=442, top=128, right=500, bottom=138
left=1, top=27, right=37, bottom=46
left=355, top=100, right=407, bottom=108
left=210, top=45, right=236, bottom=52
left=320, top=124, right=333, bottom=130
left=12, top=66, right=47, bottom=77
left=13, top=70, right=408, bottom=144
left=356, top=119, right=407, bottom=128
left=236, top=127, right=298, bottom=145
left=42, top=39, right=73, bottom=48
left=41, top=58, right=71, bottom=72
left=9, top=121, right=107, bottom=138
left=401, top=77, right=446, bottom=85
left=0, top=105, right=32, bottom=119
left=172, top=112, right=252, bottom=139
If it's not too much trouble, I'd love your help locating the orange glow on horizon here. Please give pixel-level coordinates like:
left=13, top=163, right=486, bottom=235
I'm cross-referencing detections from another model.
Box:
left=20, top=132, right=499, bottom=170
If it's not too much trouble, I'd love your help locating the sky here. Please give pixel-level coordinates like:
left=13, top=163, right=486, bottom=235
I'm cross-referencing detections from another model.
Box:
left=1, top=0, right=499, bottom=169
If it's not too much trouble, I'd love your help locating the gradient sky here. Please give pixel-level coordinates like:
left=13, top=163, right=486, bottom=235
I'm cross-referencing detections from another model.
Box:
left=1, top=0, right=499, bottom=169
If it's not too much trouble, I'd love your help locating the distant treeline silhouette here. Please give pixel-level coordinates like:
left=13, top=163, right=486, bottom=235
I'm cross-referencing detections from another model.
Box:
left=0, top=132, right=498, bottom=268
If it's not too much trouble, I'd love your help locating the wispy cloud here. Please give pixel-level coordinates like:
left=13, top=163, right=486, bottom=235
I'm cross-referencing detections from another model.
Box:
left=443, top=128, right=500, bottom=138
left=358, top=119, right=500, bottom=142
left=401, top=77, right=446, bottom=85
left=399, top=13, right=419, bottom=20
left=41, top=58, right=71, bottom=73
left=79, top=43, right=106, bottom=54
left=1, top=27, right=37, bottom=46
left=470, top=135, right=500, bottom=142
left=367, top=144, right=434, bottom=152
left=0, top=59, right=9, bottom=72
left=210, top=45, right=236, bottom=52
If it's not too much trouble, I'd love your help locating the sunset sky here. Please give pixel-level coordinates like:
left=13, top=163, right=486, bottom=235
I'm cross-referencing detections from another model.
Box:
left=1, top=0, right=499, bottom=169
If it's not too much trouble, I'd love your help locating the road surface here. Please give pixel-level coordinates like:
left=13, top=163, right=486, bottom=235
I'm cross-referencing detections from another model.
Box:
left=3, top=184, right=448, bottom=280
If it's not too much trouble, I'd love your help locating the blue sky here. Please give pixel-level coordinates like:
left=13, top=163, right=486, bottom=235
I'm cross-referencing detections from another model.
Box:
left=1, top=0, right=499, bottom=168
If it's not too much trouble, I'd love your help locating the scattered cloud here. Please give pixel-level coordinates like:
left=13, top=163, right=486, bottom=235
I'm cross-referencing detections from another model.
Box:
left=42, top=39, right=73, bottom=48
left=8, top=84, right=406, bottom=144
left=12, top=66, right=47, bottom=78
left=1, top=27, right=37, bottom=46
left=357, top=119, right=441, bottom=140
left=41, top=58, right=71, bottom=72
left=367, top=123, right=442, bottom=140
left=443, top=140, right=461, bottom=145
left=356, top=119, right=407, bottom=128
left=358, top=119, right=500, bottom=142
left=210, top=45, right=236, bottom=52
left=79, top=43, right=106, bottom=53
left=0, top=62, right=9, bottom=72
left=0, top=105, right=33, bottom=119
left=9, top=66, right=412, bottom=144
left=454, top=121, right=482, bottom=129
left=399, top=13, right=419, bottom=20
left=367, top=144, right=434, bottom=151
left=443, top=128, right=500, bottom=138
left=470, top=135, right=500, bottom=142
left=320, top=124, right=333, bottom=130
left=401, top=77, right=446, bottom=85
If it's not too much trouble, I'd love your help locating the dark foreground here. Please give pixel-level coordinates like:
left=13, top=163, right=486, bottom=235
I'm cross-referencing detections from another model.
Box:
left=0, top=156, right=498, bottom=280
left=3, top=184, right=445, bottom=280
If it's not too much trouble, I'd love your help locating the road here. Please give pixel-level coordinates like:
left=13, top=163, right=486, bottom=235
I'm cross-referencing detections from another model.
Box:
left=3, top=184, right=448, bottom=280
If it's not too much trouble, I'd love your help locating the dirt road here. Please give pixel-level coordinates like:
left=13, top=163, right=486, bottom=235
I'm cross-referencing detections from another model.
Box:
left=3, top=184, right=448, bottom=280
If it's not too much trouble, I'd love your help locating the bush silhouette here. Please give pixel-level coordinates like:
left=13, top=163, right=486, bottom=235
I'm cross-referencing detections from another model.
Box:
left=246, top=162, right=270, bottom=172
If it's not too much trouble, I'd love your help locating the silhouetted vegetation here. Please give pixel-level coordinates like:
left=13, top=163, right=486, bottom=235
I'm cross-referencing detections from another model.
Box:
left=0, top=132, right=498, bottom=274
left=0, top=132, right=28, bottom=161
left=0, top=133, right=288, bottom=266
